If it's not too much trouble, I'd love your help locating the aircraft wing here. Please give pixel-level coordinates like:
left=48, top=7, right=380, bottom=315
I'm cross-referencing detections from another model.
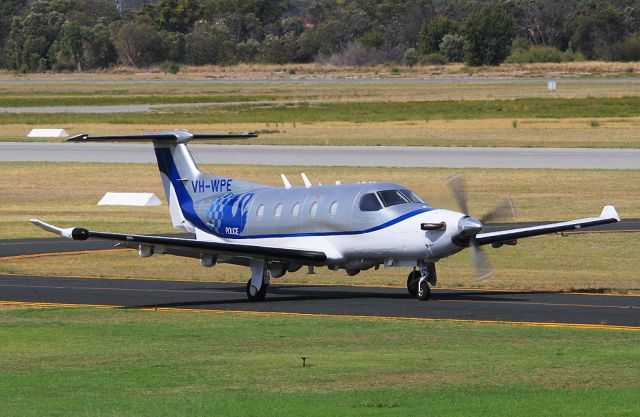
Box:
left=475, top=206, right=621, bottom=246
left=30, top=219, right=327, bottom=265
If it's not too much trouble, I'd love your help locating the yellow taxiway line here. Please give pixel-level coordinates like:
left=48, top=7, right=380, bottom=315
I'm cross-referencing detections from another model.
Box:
left=0, top=300, right=637, bottom=332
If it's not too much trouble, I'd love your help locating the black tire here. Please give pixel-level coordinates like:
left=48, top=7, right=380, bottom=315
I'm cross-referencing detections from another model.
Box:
left=418, top=280, right=431, bottom=301
left=246, top=279, right=267, bottom=301
left=407, top=270, right=421, bottom=296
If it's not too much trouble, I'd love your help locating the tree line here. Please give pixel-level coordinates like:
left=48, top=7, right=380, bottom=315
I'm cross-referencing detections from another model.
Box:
left=3, top=0, right=640, bottom=73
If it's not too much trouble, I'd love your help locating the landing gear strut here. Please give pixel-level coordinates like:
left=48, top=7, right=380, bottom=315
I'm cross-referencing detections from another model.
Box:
left=407, top=262, right=436, bottom=301
left=246, top=260, right=270, bottom=301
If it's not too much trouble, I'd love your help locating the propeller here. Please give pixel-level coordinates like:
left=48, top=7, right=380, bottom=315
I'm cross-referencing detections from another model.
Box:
left=446, top=173, right=516, bottom=281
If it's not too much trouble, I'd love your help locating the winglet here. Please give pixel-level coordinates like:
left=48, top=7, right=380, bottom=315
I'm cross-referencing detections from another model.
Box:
left=30, top=219, right=90, bottom=240
left=600, top=205, right=621, bottom=222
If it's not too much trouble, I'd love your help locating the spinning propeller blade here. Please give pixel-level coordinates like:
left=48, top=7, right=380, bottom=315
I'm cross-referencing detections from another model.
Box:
left=446, top=173, right=517, bottom=282
left=446, top=173, right=469, bottom=215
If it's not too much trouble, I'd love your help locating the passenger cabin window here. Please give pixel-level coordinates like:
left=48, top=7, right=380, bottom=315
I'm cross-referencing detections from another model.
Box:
left=359, top=193, right=382, bottom=211
left=274, top=203, right=283, bottom=218
left=329, top=201, right=338, bottom=216
left=309, top=201, right=318, bottom=218
left=256, top=204, right=264, bottom=219
left=291, top=202, right=300, bottom=217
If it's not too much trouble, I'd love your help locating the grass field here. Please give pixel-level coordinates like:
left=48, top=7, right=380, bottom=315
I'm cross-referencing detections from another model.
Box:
left=7, top=117, right=640, bottom=147
left=2, top=162, right=637, bottom=291
left=0, top=307, right=637, bottom=417
left=4, top=78, right=640, bottom=147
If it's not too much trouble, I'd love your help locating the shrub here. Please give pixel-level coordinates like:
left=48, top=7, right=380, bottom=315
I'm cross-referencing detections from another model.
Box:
left=423, top=52, right=447, bottom=65
left=505, top=45, right=584, bottom=64
left=612, top=36, right=640, bottom=62
left=403, top=48, right=418, bottom=67
left=160, top=61, right=180, bottom=74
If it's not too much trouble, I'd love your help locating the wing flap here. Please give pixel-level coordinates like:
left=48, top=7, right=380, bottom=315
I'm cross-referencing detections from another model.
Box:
left=475, top=205, right=621, bottom=246
left=31, top=219, right=326, bottom=265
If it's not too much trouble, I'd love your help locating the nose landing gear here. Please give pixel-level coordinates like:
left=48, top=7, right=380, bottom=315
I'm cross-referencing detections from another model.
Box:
left=407, top=262, right=436, bottom=301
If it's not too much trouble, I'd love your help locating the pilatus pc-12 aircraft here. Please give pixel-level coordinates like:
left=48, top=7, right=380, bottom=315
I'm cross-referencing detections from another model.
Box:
left=32, top=130, right=621, bottom=301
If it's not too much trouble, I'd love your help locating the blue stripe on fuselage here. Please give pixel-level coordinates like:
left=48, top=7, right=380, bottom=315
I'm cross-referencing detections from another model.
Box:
left=228, top=207, right=434, bottom=239
left=155, top=146, right=434, bottom=240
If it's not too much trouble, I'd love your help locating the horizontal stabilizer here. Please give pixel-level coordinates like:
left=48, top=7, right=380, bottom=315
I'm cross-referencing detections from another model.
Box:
left=68, top=129, right=257, bottom=144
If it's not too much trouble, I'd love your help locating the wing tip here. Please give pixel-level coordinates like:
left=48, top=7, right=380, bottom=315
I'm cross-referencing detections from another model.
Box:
left=601, top=205, right=621, bottom=222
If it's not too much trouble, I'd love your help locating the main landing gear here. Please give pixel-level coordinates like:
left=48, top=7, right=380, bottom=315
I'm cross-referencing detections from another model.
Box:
left=246, top=260, right=270, bottom=301
left=406, top=262, right=436, bottom=301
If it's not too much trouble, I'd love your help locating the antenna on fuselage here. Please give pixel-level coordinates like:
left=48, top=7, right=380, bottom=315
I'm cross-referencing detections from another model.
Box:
left=280, top=174, right=291, bottom=189
left=301, top=173, right=312, bottom=188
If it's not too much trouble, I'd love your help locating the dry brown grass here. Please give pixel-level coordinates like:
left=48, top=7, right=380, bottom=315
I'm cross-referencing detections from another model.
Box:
left=4, top=117, right=640, bottom=147
left=3, top=61, right=640, bottom=80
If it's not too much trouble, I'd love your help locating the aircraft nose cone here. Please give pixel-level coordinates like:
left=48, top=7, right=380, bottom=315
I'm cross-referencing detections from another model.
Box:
left=458, top=216, right=483, bottom=237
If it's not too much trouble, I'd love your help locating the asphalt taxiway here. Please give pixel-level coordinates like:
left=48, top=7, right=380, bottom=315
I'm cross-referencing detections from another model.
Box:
left=0, top=274, right=637, bottom=329
left=2, top=142, right=640, bottom=169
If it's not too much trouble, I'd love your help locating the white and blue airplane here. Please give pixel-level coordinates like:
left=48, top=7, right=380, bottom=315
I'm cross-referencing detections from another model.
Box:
left=31, top=130, right=621, bottom=301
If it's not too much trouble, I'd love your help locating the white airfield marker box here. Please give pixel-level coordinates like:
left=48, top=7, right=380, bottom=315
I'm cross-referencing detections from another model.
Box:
left=28, top=128, right=69, bottom=138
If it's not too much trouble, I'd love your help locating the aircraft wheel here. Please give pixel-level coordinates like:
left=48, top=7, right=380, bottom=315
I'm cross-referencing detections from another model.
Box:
left=246, top=279, right=267, bottom=302
left=417, top=280, right=431, bottom=301
left=407, top=270, right=420, bottom=296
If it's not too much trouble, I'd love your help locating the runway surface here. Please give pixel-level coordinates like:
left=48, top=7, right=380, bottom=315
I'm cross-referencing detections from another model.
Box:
left=0, top=274, right=637, bottom=328
left=3, top=142, right=640, bottom=169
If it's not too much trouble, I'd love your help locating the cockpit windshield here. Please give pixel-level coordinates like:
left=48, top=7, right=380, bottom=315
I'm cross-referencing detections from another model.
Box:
left=377, top=189, right=426, bottom=207
left=359, top=189, right=427, bottom=211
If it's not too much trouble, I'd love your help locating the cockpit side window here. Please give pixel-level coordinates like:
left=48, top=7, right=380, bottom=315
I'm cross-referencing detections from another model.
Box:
left=399, top=189, right=426, bottom=204
left=359, top=193, right=383, bottom=211
left=377, top=190, right=410, bottom=207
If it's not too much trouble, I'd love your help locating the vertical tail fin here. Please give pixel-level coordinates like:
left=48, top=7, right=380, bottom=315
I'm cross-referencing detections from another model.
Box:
left=68, top=130, right=262, bottom=233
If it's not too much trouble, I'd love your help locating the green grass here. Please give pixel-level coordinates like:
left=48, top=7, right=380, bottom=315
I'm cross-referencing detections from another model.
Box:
left=0, top=307, right=638, bottom=416
left=6, top=96, right=640, bottom=125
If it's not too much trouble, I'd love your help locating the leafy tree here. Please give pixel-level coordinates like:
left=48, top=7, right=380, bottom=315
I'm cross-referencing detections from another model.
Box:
left=114, top=16, right=163, bottom=66
left=566, top=0, right=625, bottom=60
left=0, top=0, right=27, bottom=66
left=78, top=22, right=116, bottom=69
left=420, top=16, right=460, bottom=55
left=439, top=33, right=466, bottom=62
left=159, top=30, right=185, bottom=62
left=184, top=24, right=236, bottom=65
left=49, top=21, right=86, bottom=71
left=5, top=3, right=65, bottom=71
left=464, top=5, right=516, bottom=66
left=156, top=0, right=199, bottom=32
left=507, top=0, right=572, bottom=48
